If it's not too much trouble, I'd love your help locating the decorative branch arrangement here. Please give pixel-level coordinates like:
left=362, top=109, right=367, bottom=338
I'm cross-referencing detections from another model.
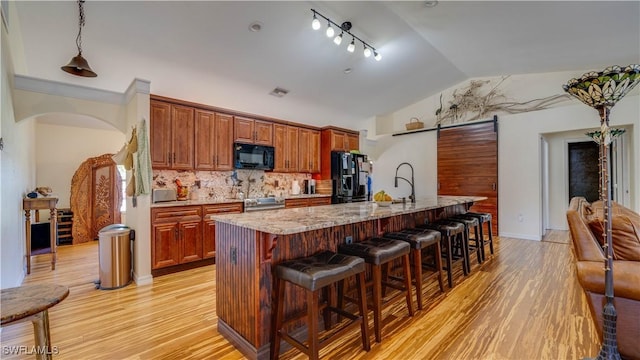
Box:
left=434, top=76, right=571, bottom=126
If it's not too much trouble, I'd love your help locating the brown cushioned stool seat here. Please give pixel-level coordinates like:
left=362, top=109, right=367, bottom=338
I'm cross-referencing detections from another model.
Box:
left=464, top=212, right=494, bottom=261
left=382, top=228, right=445, bottom=309
left=271, top=251, right=370, bottom=360
left=338, top=238, right=414, bottom=342
left=417, top=221, right=468, bottom=288
left=448, top=215, right=481, bottom=271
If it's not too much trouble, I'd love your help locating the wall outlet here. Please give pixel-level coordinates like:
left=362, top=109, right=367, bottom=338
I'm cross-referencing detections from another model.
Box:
left=345, top=236, right=353, bottom=244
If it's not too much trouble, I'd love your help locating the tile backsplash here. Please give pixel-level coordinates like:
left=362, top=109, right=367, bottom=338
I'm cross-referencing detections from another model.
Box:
left=153, top=170, right=314, bottom=200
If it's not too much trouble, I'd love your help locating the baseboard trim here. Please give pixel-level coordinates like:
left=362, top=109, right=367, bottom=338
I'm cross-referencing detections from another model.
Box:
left=133, top=273, right=153, bottom=286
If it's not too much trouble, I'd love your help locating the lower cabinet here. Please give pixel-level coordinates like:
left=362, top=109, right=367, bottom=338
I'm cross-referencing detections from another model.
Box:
left=203, top=203, right=243, bottom=259
left=152, top=203, right=243, bottom=270
left=284, top=196, right=331, bottom=208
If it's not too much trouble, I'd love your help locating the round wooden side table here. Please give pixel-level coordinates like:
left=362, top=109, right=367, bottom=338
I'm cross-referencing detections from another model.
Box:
left=1, top=284, right=69, bottom=360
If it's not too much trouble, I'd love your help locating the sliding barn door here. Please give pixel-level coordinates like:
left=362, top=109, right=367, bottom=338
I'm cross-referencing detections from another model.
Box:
left=438, top=120, right=498, bottom=235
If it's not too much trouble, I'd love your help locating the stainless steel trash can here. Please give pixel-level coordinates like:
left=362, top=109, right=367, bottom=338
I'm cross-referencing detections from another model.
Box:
left=98, top=224, right=133, bottom=290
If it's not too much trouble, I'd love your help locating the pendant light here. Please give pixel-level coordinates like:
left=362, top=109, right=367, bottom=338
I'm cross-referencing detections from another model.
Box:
left=61, top=0, right=97, bottom=77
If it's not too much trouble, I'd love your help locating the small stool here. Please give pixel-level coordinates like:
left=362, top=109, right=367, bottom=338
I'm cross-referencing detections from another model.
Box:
left=465, top=212, right=495, bottom=261
left=448, top=215, right=482, bottom=270
left=417, top=221, right=468, bottom=288
left=271, top=251, right=370, bottom=360
left=382, top=228, right=444, bottom=310
left=338, top=238, right=413, bottom=343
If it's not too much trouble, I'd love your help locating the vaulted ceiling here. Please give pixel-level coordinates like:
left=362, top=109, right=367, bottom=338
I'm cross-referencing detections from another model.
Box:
left=12, top=1, right=640, bottom=128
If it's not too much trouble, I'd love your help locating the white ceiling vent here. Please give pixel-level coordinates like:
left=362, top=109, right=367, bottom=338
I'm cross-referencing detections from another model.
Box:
left=270, top=87, right=289, bottom=98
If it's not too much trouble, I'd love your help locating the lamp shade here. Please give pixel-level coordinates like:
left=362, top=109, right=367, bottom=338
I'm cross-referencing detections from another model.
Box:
left=61, top=53, right=97, bottom=78
left=562, top=64, right=640, bottom=109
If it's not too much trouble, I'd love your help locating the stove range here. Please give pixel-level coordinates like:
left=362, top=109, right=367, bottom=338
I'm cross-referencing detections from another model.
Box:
left=243, top=197, right=285, bottom=212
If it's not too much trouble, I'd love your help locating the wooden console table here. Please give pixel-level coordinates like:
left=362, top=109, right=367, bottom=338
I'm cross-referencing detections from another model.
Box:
left=1, top=284, right=69, bottom=360
left=23, top=197, right=58, bottom=274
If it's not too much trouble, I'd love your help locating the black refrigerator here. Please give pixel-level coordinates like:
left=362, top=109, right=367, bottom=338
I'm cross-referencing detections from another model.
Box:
left=331, top=151, right=368, bottom=203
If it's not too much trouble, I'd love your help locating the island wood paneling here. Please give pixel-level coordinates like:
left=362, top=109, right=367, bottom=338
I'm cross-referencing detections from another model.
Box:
left=438, top=121, right=498, bottom=235
left=215, top=204, right=470, bottom=359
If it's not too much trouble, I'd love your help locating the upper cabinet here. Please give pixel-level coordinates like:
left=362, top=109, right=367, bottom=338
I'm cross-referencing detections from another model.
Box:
left=194, top=110, right=234, bottom=171
left=273, top=124, right=299, bottom=172
left=299, top=128, right=321, bottom=173
left=234, top=116, right=273, bottom=146
left=321, top=128, right=359, bottom=152
left=150, top=100, right=194, bottom=170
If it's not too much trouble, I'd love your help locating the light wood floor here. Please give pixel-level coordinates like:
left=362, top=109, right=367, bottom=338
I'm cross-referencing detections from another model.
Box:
left=1, top=233, right=600, bottom=359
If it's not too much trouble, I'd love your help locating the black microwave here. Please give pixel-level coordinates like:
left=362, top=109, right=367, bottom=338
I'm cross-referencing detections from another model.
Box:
left=234, top=143, right=275, bottom=170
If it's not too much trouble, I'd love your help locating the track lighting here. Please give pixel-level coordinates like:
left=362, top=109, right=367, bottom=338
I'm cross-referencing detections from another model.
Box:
left=325, top=22, right=334, bottom=37
left=310, top=9, right=381, bottom=61
left=334, top=32, right=343, bottom=45
left=311, top=14, right=320, bottom=30
left=347, top=38, right=355, bottom=53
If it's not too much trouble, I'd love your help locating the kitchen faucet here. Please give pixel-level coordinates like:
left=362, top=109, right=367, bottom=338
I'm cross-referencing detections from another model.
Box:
left=394, top=162, right=416, bottom=203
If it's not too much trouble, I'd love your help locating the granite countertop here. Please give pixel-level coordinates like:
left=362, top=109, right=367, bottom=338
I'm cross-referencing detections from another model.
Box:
left=150, top=193, right=331, bottom=208
left=211, top=195, right=486, bottom=235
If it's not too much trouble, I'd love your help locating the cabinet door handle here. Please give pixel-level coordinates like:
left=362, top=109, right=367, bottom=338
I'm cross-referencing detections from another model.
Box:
left=173, top=152, right=176, bottom=163
left=216, top=155, right=219, bottom=166
left=168, top=152, right=171, bottom=164
left=175, top=228, right=179, bottom=239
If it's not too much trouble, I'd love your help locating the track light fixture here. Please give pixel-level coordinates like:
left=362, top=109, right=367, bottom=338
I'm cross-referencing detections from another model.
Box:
left=311, top=9, right=381, bottom=61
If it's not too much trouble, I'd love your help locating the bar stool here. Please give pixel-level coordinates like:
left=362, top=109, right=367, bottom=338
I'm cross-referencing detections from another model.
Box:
left=382, top=228, right=444, bottom=310
left=271, top=251, right=370, bottom=360
left=465, top=212, right=495, bottom=261
left=448, top=214, right=482, bottom=269
left=417, top=221, right=467, bottom=289
left=338, top=237, right=413, bottom=343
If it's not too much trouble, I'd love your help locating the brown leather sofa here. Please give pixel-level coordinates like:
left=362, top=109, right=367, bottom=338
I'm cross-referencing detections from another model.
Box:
left=567, top=197, right=640, bottom=359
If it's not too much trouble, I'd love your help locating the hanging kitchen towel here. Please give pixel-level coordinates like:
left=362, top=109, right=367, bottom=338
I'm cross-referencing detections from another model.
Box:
left=135, top=118, right=152, bottom=196
left=111, top=143, right=128, bottom=165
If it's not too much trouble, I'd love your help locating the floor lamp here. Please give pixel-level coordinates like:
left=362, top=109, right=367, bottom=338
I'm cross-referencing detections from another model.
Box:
left=563, top=64, right=640, bottom=360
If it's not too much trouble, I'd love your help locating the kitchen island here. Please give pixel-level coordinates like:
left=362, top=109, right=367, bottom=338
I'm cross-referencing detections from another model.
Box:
left=211, top=195, right=485, bottom=359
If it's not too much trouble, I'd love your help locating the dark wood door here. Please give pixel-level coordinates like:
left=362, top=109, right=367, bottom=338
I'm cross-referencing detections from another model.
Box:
left=214, top=113, right=234, bottom=170
left=438, top=121, right=498, bottom=235
left=568, top=141, right=599, bottom=203
left=150, top=100, right=171, bottom=169
left=171, top=105, right=195, bottom=169
left=194, top=109, right=216, bottom=170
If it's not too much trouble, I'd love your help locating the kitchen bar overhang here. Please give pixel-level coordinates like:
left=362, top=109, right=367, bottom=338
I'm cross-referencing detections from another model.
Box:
left=211, top=195, right=486, bottom=360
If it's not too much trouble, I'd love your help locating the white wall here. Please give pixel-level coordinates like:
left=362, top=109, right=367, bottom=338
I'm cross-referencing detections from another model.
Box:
left=1, top=2, right=37, bottom=289
left=368, top=70, right=640, bottom=241
left=35, top=123, right=125, bottom=210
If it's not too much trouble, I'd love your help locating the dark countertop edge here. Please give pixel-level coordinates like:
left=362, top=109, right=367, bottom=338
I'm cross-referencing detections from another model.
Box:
left=150, top=193, right=332, bottom=208
left=211, top=196, right=487, bottom=235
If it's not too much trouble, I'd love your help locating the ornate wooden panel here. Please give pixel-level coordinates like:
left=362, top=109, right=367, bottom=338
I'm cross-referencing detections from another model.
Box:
left=70, top=154, right=122, bottom=244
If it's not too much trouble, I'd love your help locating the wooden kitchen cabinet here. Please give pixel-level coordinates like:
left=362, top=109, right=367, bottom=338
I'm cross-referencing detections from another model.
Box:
left=195, top=110, right=233, bottom=171
left=151, top=206, right=203, bottom=269
left=203, top=203, right=243, bottom=258
left=347, top=133, right=359, bottom=151
left=234, top=116, right=273, bottom=146
left=273, top=124, right=299, bottom=172
left=150, top=100, right=194, bottom=170
left=321, top=128, right=359, bottom=152
left=285, top=196, right=331, bottom=208
left=298, top=128, right=321, bottom=173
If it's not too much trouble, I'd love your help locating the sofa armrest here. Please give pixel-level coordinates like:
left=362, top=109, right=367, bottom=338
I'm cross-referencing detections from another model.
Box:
left=576, top=260, right=640, bottom=301
left=567, top=209, right=604, bottom=261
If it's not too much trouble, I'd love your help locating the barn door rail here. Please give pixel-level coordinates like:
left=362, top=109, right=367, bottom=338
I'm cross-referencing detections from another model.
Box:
left=392, top=115, right=498, bottom=137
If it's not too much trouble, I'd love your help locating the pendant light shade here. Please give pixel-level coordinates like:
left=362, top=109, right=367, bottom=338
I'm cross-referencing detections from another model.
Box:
left=61, top=0, right=97, bottom=77
left=62, top=53, right=97, bottom=77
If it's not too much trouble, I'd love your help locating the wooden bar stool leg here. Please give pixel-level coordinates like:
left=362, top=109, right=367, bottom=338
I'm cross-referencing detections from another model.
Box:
left=487, top=220, right=495, bottom=255
left=307, top=289, right=320, bottom=360
left=322, top=285, right=334, bottom=330
left=336, top=279, right=345, bottom=323
left=32, top=310, right=52, bottom=360
left=473, top=224, right=482, bottom=264
left=270, top=277, right=285, bottom=360
left=355, top=272, right=371, bottom=351
left=372, top=264, right=383, bottom=343
left=444, top=236, right=454, bottom=288
left=459, top=232, right=470, bottom=275
left=434, top=241, right=445, bottom=292
left=413, top=249, right=423, bottom=310
left=477, top=222, right=486, bottom=262
left=401, top=254, right=414, bottom=316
